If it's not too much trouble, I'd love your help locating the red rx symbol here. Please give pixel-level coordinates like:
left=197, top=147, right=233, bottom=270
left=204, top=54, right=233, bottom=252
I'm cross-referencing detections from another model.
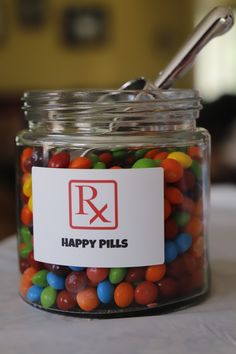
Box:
left=75, top=185, right=110, bottom=224
left=69, top=180, right=118, bottom=230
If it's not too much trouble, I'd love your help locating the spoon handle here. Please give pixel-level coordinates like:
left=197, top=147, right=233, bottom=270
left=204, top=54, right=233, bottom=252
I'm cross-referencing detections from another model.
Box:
left=154, top=6, right=234, bottom=89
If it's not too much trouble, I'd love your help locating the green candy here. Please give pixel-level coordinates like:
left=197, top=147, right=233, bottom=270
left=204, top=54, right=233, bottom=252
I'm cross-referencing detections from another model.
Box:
left=20, top=226, right=32, bottom=244
left=93, top=161, right=106, bottom=169
left=109, top=268, right=127, bottom=284
left=19, top=243, right=33, bottom=258
left=40, top=286, right=57, bottom=309
left=89, top=154, right=100, bottom=165
left=132, top=158, right=157, bottom=168
left=112, top=150, right=128, bottom=161
left=191, top=160, right=202, bottom=181
left=173, top=211, right=191, bottom=227
left=32, top=270, right=49, bottom=287
left=134, top=149, right=149, bottom=160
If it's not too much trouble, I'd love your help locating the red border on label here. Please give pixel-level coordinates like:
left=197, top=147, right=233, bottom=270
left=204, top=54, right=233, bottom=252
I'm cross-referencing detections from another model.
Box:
left=68, top=180, right=118, bottom=230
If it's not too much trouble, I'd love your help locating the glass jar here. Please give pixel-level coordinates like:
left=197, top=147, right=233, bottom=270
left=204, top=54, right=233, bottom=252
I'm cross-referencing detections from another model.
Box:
left=16, top=89, right=210, bottom=317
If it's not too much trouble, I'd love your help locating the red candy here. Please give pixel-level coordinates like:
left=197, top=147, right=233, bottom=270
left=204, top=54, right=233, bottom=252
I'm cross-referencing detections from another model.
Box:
left=57, top=290, right=77, bottom=311
left=158, top=277, right=179, bottom=299
left=161, top=158, right=183, bottom=183
left=48, top=152, right=70, bottom=168
left=65, top=272, right=88, bottom=294
left=125, top=267, right=146, bottom=283
left=134, top=281, right=158, bottom=305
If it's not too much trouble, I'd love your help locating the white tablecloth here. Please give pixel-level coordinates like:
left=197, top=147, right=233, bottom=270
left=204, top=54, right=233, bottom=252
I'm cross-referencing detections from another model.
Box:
left=0, top=185, right=236, bottom=354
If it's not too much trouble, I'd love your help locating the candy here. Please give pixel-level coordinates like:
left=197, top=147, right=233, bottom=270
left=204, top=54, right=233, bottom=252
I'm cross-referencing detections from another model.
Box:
left=86, top=268, right=109, bottom=284
left=65, top=271, right=87, bottom=294
left=32, top=269, right=48, bottom=287
left=165, top=218, right=178, bottom=240
left=114, top=282, right=134, bottom=308
left=132, top=158, right=157, bottom=168
left=165, top=241, right=178, bottom=263
left=175, top=233, right=192, bottom=253
left=21, top=205, right=33, bottom=226
left=56, top=290, right=77, bottom=311
left=109, top=268, right=127, bottom=284
left=184, top=217, right=203, bottom=239
left=165, top=187, right=183, bottom=205
left=44, top=263, right=70, bottom=276
left=97, top=280, right=114, bottom=304
left=158, top=277, right=179, bottom=299
left=164, top=199, right=172, bottom=220
left=93, top=161, right=106, bottom=169
left=26, top=285, right=43, bottom=302
left=40, top=286, right=57, bottom=309
left=69, top=156, right=92, bottom=169
left=161, top=158, right=183, bottom=183
left=99, top=152, right=113, bottom=164
left=173, top=211, right=191, bottom=227
left=168, top=151, right=192, bottom=168
left=134, top=281, right=158, bottom=305
left=76, top=288, right=99, bottom=311
left=17, top=143, right=207, bottom=314
left=47, top=272, right=65, bottom=290
left=191, top=160, right=202, bottom=180
left=145, top=264, right=166, bottom=282
left=125, top=267, right=146, bottom=283
left=22, top=176, right=32, bottom=198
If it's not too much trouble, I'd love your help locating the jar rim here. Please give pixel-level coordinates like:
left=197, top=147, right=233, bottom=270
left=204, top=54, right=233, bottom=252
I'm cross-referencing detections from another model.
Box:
left=23, top=88, right=200, bottom=106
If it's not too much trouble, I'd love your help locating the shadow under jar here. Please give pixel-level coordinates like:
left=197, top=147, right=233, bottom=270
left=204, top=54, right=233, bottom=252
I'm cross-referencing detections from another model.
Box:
left=16, top=89, right=210, bottom=317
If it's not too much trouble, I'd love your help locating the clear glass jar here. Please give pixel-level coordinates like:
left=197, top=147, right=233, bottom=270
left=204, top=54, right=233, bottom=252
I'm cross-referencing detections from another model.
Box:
left=16, top=89, right=210, bottom=317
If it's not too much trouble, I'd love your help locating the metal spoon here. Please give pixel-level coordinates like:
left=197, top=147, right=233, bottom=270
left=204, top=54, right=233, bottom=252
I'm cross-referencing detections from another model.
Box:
left=121, top=6, right=234, bottom=91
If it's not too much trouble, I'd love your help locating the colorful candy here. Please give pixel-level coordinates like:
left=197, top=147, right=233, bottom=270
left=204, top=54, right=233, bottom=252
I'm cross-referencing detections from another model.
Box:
left=17, top=144, right=207, bottom=314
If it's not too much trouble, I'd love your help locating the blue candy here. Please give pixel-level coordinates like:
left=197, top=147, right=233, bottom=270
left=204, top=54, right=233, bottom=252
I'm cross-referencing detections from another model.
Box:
left=165, top=241, right=178, bottom=263
left=46, top=272, right=65, bottom=290
left=26, top=285, right=43, bottom=302
left=69, top=266, right=85, bottom=271
left=97, top=280, right=114, bottom=304
left=175, top=233, right=192, bottom=253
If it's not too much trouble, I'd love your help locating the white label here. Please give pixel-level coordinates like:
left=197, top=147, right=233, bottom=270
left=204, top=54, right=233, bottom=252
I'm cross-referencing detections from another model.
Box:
left=32, top=167, right=164, bottom=267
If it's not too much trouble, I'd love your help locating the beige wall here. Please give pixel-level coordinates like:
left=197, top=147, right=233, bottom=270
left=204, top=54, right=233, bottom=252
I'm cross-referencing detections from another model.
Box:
left=0, top=0, right=194, bottom=93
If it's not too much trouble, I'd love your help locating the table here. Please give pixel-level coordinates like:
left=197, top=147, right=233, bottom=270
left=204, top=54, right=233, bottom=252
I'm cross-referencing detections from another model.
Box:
left=0, top=185, right=236, bottom=354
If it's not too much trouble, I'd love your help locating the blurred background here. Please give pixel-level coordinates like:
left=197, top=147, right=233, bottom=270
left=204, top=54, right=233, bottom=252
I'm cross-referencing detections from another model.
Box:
left=0, top=0, right=236, bottom=239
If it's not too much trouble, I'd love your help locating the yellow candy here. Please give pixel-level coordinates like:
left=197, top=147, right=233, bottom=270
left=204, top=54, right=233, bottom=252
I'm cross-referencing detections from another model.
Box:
left=168, top=151, right=192, bottom=168
left=23, top=176, right=32, bottom=197
left=28, top=195, right=33, bottom=212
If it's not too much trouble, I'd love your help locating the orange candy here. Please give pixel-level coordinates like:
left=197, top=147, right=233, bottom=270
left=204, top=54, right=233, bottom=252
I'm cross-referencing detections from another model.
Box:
left=189, top=236, right=204, bottom=258
left=185, top=217, right=203, bottom=239
left=165, top=187, right=183, bottom=205
left=99, top=152, right=112, bottom=164
left=110, top=166, right=122, bottom=169
left=114, top=282, right=134, bottom=308
left=69, top=156, right=92, bottom=169
left=187, top=146, right=201, bottom=159
left=76, top=287, right=99, bottom=311
left=161, top=158, right=183, bottom=183
left=20, top=147, right=33, bottom=173
left=164, top=198, right=172, bottom=220
left=145, top=264, right=166, bottom=282
left=19, top=278, right=32, bottom=297
left=22, top=266, right=38, bottom=282
left=21, top=205, right=33, bottom=226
